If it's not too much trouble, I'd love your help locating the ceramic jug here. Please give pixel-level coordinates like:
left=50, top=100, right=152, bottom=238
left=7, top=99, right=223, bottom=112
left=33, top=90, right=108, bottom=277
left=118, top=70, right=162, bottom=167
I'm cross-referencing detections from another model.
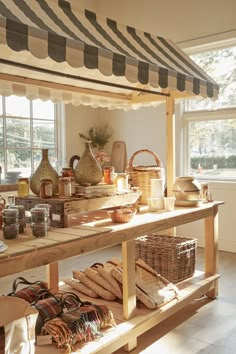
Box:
left=72, top=141, right=103, bottom=186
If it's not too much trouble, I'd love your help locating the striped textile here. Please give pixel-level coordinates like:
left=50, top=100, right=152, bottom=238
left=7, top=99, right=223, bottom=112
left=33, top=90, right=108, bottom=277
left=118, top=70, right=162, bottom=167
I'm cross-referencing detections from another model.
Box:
left=0, top=0, right=219, bottom=109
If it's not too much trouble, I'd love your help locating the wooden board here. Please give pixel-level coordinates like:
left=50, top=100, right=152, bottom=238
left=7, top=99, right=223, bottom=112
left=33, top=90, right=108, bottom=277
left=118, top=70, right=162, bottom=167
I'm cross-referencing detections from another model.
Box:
left=111, top=141, right=127, bottom=173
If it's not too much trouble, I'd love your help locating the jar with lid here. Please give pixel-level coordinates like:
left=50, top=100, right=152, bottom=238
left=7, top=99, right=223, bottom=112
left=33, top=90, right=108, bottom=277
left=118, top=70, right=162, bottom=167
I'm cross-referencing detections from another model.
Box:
left=103, top=166, right=115, bottom=184
left=17, top=177, right=29, bottom=197
left=59, top=177, right=71, bottom=198
left=40, top=178, right=53, bottom=199
left=2, top=208, right=19, bottom=225
left=61, top=167, right=74, bottom=178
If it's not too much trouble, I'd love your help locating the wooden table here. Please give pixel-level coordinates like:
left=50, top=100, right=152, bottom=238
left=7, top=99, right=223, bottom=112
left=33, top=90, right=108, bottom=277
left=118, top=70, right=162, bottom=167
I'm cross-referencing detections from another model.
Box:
left=0, top=202, right=222, bottom=353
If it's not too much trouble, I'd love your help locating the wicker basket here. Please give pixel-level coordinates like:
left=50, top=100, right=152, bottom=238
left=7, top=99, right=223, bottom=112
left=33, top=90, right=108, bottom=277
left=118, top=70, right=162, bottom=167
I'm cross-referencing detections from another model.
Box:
left=135, top=234, right=197, bottom=284
left=127, top=149, right=163, bottom=204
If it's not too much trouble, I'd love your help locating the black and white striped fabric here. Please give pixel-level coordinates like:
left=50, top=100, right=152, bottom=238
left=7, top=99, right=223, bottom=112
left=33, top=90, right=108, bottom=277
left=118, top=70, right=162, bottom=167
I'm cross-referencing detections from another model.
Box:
left=0, top=0, right=219, bottom=108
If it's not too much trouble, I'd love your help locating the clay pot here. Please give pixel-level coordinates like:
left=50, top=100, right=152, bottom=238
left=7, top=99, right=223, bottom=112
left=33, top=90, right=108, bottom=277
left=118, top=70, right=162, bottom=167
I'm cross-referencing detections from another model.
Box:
left=172, top=176, right=201, bottom=201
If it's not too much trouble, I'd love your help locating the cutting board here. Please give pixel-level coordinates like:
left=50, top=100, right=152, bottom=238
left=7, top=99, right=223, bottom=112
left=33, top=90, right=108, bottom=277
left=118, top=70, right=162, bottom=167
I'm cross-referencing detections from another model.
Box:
left=111, top=141, right=127, bottom=173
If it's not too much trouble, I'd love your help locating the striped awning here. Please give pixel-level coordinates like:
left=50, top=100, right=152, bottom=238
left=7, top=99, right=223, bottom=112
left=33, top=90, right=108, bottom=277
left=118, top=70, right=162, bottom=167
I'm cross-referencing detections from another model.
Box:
left=0, top=0, right=219, bottom=110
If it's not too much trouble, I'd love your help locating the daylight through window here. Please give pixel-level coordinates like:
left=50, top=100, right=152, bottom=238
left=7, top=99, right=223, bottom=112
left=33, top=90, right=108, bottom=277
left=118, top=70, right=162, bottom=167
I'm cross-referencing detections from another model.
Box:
left=0, top=95, right=58, bottom=184
left=183, top=44, right=236, bottom=180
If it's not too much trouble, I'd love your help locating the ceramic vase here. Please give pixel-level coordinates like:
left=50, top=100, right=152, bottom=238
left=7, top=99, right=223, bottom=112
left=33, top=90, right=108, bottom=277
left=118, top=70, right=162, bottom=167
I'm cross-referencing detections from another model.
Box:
left=30, top=149, right=59, bottom=196
left=74, top=141, right=103, bottom=185
left=172, top=176, right=201, bottom=201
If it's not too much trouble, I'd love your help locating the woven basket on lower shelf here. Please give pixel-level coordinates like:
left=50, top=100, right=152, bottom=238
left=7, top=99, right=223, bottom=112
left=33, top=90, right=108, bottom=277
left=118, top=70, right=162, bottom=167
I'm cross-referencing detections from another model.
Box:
left=135, top=234, right=197, bottom=284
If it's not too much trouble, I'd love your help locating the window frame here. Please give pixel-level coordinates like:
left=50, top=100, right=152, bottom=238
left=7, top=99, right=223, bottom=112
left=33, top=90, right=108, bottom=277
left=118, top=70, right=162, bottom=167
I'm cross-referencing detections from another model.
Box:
left=180, top=39, right=236, bottom=182
left=182, top=107, right=236, bottom=182
left=0, top=96, right=64, bottom=190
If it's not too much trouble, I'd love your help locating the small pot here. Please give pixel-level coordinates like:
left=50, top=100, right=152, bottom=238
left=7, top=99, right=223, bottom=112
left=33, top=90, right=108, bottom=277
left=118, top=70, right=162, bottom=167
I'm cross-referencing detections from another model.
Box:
left=172, top=176, right=201, bottom=201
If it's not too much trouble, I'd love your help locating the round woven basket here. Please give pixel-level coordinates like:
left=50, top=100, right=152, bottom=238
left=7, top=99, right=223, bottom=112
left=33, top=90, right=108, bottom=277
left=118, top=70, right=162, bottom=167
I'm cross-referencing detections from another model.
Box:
left=127, top=149, right=163, bottom=204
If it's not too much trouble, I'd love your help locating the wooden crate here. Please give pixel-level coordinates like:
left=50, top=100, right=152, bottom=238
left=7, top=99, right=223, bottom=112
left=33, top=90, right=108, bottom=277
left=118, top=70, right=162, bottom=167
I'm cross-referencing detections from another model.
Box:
left=15, top=191, right=141, bottom=228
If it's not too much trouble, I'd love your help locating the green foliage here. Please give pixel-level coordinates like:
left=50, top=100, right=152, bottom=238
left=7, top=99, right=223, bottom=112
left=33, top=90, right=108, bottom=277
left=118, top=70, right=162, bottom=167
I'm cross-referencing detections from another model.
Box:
left=79, top=125, right=112, bottom=150
left=191, top=155, right=236, bottom=169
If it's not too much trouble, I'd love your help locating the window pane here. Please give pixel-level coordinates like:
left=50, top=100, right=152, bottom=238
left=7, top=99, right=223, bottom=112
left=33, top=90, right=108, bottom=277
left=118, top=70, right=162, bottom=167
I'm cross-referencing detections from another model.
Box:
left=0, top=97, right=2, bottom=115
left=33, top=120, right=54, bottom=148
left=189, top=119, right=236, bottom=178
left=6, top=118, right=30, bottom=148
left=186, top=46, right=236, bottom=111
left=5, top=96, right=30, bottom=117
left=0, top=118, right=3, bottom=148
left=5, top=149, right=31, bottom=179
left=32, top=99, right=54, bottom=119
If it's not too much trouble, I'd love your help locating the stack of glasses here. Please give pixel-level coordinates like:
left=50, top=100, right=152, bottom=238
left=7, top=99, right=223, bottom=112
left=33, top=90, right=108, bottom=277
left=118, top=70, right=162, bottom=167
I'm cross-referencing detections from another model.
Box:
left=30, top=206, right=50, bottom=238
left=2, top=208, right=19, bottom=239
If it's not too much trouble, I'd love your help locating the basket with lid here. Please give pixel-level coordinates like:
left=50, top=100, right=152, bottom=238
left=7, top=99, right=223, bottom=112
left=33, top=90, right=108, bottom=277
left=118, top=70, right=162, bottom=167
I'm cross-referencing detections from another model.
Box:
left=126, top=149, right=164, bottom=204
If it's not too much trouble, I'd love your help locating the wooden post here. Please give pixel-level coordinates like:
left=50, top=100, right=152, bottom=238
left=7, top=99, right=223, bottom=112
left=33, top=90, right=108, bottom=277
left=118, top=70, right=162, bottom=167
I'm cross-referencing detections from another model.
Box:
left=166, top=96, right=175, bottom=197
left=122, top=239, right=137, bottom=351
left=205, top=204, right=219, bottom=298
left=46, top=262, right=59, bottom=292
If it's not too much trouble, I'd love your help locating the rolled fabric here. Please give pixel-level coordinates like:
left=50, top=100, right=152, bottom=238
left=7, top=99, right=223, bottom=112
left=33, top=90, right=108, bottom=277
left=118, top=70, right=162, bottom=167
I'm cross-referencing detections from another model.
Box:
left=84, top=267, right=122, bottom=300
left=63, top=278, right=99, bottom=298
left=73, top=270, right=116, bottom=301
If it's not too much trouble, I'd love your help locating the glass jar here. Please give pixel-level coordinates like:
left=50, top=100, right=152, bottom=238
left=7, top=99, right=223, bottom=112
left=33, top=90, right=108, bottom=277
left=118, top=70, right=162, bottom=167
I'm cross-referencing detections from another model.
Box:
left=31, top=223, right=47, bottom=238
left=115, top=173, right=129, bottom=192
left=103, top=166, right=115, bottom=184
left=70, top=177, right=76, bottom=195
left=17, top=177, right=29, bottom=197
left=59, top=177, right=71, bottom=198
left=2, top=208, right=19, bottom=225
left=30, top=208, right=47, bottom=223
left=61, top=167, right=74, bottom=178
left=40, top=178, right=53, bottom=198
left=3, top=224, right=19, bottom=239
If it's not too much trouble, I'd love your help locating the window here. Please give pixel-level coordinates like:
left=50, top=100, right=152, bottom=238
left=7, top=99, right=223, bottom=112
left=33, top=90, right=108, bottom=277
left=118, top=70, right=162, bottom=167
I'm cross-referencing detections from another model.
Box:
left=0, top=95, right=60, bottom=184
left=183, top=43, right=236, bottom=180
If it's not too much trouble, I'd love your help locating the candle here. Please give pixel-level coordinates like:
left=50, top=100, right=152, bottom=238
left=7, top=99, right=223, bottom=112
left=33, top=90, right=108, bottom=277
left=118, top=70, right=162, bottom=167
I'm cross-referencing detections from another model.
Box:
left=150, top=178, right=164, bottom=198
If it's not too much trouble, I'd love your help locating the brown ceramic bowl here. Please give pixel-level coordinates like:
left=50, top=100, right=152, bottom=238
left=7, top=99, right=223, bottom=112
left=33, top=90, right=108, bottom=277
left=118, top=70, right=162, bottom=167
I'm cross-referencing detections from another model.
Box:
left=107, top=207, right=137, bottom=223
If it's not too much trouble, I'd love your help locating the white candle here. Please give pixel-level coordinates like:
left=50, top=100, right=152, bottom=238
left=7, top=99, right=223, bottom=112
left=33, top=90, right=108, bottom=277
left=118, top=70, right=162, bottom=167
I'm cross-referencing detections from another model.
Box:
left=150, top=178, right=164, bottom=198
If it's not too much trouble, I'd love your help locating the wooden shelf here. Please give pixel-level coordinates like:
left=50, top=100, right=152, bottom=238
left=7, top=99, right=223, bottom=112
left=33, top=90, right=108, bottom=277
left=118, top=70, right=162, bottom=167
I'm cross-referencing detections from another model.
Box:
left=35, top=272, right=220, bottom=354
left=0, top=202, right=222, bottom=353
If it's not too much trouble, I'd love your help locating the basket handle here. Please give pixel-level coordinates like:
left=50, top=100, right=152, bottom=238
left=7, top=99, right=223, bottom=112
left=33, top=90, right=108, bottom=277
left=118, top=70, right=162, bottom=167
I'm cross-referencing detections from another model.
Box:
left=128, top=149, right=163, bottom=170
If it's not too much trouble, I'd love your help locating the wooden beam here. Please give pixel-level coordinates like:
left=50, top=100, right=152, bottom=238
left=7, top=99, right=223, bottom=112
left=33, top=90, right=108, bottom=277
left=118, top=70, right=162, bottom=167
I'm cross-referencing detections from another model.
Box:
left=166, top=96, right=175, bottom=197
left=0, top=73, right=130, bottom=102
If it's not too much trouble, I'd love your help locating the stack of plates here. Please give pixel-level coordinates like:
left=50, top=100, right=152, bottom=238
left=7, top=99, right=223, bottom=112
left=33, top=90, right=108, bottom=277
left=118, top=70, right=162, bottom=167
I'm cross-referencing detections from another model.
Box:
left=0, top=240, right=8, bottom=253
left=3, top=171, right=21, bottom=184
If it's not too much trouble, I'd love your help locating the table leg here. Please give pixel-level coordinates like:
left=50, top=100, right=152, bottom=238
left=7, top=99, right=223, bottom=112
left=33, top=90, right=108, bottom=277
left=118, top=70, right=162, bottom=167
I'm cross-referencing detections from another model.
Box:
left=205, top=204, right=219, bottom=298
left=46, top=262, right=59, bottom=292
left=122, top=239, right=137, bottom=351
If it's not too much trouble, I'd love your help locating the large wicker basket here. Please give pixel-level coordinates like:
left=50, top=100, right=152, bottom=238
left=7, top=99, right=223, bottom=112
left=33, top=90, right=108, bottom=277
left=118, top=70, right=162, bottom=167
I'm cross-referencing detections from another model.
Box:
left=127, top=149, right=163, bottom=204
left=135, top=234, right=197, bottom=284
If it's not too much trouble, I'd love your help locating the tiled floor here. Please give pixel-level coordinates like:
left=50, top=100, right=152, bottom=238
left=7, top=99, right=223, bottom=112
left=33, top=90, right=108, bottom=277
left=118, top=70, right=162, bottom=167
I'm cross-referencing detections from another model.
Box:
left=1, top=246, right=236, bottom=354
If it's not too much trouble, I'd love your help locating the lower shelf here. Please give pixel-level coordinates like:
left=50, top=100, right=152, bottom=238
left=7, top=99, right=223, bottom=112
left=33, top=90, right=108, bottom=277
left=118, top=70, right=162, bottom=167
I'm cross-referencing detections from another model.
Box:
left=35, top=271, right=219, bottom=354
